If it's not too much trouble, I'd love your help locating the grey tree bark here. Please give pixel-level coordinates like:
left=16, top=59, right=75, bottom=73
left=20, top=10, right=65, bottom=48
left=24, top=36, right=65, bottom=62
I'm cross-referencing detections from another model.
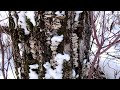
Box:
left=7, top=11, right=91, bottom=79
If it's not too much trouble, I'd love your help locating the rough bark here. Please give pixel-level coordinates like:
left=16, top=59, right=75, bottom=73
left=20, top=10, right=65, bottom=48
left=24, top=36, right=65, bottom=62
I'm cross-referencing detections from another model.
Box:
left=7, top=11, right=92, bottom=79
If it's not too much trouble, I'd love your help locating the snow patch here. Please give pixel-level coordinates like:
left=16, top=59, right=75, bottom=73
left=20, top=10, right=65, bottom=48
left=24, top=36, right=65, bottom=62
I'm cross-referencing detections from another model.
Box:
left=29, top=69, right=38, bottom=79
left=72, top=69, right=76, bottom=78
left=0, top=11, right=8, bottom=26
left=51, top=35, right=63, bottom=46
left=1, top=33, right=11, bottom=46
left=29, top=64, right=39, bottom=79
left=25, top=11, right=36, bottom=26
left=55, top=53, right=70, bottom=64
left=55, top=11, right=65, bottom=16
left=29, top=64, right=38, bottom=69
left=75, top=11, right=83, bottom=21
left=44, top=53, right=70, bottom=79
left=18, top=43, right=24, bottom=57
left=99, top=59, right=120, bottom=79
left=18, top=11, right=30, bottom=35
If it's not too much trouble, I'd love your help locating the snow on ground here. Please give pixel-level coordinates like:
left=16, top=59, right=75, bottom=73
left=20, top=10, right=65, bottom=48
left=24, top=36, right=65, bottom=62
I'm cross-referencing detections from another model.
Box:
left=90, top=11, right=120, bottom=79
left=99, top=59, right=120, bottom=79
left=0, top=48, right=16, bottom=79
left=98, top=45, right=120, bottom=79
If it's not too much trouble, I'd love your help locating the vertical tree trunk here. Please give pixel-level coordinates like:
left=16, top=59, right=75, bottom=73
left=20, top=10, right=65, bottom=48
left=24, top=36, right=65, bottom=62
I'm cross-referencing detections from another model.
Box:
left=8, top=11, right=91, bottom=79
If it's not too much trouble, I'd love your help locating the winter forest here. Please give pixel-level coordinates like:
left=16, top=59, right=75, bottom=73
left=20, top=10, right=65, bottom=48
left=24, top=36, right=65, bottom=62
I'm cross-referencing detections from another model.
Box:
left=0, top=11, right=120, bottom=79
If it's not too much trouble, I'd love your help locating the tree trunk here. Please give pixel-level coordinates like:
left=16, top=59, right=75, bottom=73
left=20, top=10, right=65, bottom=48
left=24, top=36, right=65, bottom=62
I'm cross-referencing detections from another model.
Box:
left=8, top=11, right=91, bottom=79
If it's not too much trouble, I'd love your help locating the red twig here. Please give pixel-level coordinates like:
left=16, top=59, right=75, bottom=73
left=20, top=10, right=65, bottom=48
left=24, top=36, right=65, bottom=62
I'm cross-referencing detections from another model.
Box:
left=88, top=11, right=120, bottom=79
left=90, top=11, right=101, bottom=47
left=100, top=34, right=120, bottom=54
left=88, top=47, right=101, bottom=79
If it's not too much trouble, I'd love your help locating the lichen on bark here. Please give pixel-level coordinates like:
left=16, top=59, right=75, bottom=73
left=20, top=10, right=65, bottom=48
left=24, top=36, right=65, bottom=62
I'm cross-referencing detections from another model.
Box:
left=7, top=11, right=92, bottom=79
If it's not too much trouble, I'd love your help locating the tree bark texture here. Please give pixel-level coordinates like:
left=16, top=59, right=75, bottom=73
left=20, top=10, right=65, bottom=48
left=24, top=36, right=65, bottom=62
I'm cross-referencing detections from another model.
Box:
left=7, top=11, right=91, bottom=79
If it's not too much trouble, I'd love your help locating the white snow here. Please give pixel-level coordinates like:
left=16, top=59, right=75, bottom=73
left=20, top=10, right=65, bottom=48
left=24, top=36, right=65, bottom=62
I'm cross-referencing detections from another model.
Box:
left=11, top=11, right=17, bottom=29
left=51, top=35, right=63, bottom=46
left=74, top=11, right=83, bottom=21
left=25, top=11, right=36, bottom=26
left=55, top=11, right=65, bottom=16
left=55, top=53, right=70, bottom=64
left=0, top=37, right=16, bottom=79
left=29, top=64, right=39, bottom=79
left=43, top=62, right=51, bottom=69
left=72, top=69, right=76, bottom=78
left=29, top=64, right=38, bottom=69
left=44, top=64, right=63, bottom=79
left=29, top=69, right=38, bottom=79
left=83, top=59, right=87, bottom=64
left=99, top=59, right=120, bottom=79
left=91, top=11, right=120, bottom=79
left=44, top=53, right=70, bottom=79
left=1, top=33, right=11, bottom=46
left=18, top=11, right=30, bottom=35
left=18, top=43, right=24, bottom=57
left=0, top=11, right=8, bottom=26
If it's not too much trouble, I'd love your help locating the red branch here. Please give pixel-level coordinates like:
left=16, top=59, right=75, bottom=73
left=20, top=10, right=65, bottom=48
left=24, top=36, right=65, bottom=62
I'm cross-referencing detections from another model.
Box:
left=90, top=11, right=101, bottom=47
left=88, top=11, right=120, bottom=79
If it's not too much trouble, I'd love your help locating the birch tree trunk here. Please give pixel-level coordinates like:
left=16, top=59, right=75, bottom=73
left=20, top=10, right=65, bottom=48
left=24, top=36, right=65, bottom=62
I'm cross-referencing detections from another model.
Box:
left=8, top=11, right=91, bottom=79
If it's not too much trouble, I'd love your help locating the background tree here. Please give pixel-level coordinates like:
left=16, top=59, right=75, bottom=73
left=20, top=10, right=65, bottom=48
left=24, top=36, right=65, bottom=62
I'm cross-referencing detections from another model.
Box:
left=88, top=11, right=120, bottom=79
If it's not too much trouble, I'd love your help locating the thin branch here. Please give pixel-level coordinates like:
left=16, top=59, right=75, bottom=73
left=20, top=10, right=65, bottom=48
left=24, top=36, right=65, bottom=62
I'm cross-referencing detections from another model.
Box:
left=100, top=34, right=120, bottom=54
left=90, top=11, right=101, bottom=47
left=0, top=11, right=21, bottom=23
left=107, top=53, right=120, bottom=59
left=0, top=30, right=5, bottom=79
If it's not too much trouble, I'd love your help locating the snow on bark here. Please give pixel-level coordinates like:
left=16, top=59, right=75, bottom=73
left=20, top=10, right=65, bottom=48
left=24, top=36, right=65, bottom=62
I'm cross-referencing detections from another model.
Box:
left=0, top=11, right=93, bottom=79
left=29, top=64, right=38, bottom=79
left=18, top=11, right=30, bottom=35
left=51, top=35, right=63, bottom=46
left=11, top=11, right=18, bottom=29
left=72, top=69, right=76, bottom=78
left=50, top=35, right=64, bottom=67
left=55, top=11, right=65, bottom=16
left=1, top=33, right=11, bottom=46
left=18, top=43, right=24, bottom=57
left=74, top=11, right=83, bottom=21
left=43, top=53, right=70, bottom=79
left=25, top=11, right=36, bottom=26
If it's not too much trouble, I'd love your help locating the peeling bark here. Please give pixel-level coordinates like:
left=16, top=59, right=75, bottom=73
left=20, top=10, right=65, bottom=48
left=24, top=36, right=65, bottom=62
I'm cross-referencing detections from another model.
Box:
left=7, top=11, right=92, bottom=79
